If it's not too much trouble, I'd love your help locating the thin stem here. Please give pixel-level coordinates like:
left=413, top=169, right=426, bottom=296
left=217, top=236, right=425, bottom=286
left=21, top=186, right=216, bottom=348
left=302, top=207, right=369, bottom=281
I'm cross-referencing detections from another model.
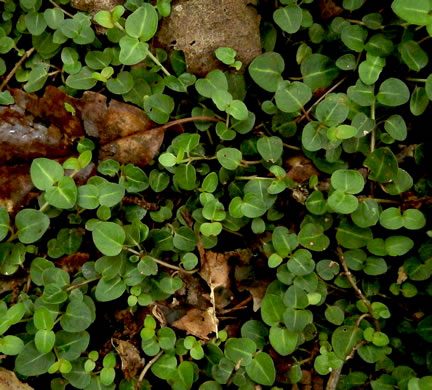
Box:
left=406, top=77, right=427, bottom=83
left=283, top=142, right=302, bottom=151
left=297, top=76, right=348, bottom=124
left=137, top=350, right=163, bottom=383
left=234, top=176, right=272, bottom=181
left=370, top=101, right=376, bottom=153
left=39, top=202, right=50, bottom=213
left=0, top=47, right=35, bottom=91
left=336, top=247, right=380, bottom=331
left=48, top=0, right=74, bottom=17
left=65, top=277, right=101, bottom=292
left=147, top=51, right=171, bottom=77
left=358, top=196, right=400, bottom=204
left=240, top=160, right=263, bottom=166
left=151, top=116, right=222, bottom=133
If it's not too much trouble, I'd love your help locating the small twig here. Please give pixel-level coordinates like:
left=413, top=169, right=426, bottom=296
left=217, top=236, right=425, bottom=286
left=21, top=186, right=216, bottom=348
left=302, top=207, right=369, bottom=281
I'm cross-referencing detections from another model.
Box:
left=0, top=47, right=35, bottom=91
left=283, top=142, right=302, bottom=151
left=220, top=296, right=253, bottom=314
left=65, top=277, right=101, bottom=292
left=137, top=350, right=163, bottom=384
left=48, top=0, right=74, bottom=17
left=297, top=77, right=348, bottom=124
left=123, top=196, right=159, bottom=211
left=325, top=340, right=367, bottom=390
left=152, top=116, right=222, bottom=133
left=336, top=247, right=380, bottom=331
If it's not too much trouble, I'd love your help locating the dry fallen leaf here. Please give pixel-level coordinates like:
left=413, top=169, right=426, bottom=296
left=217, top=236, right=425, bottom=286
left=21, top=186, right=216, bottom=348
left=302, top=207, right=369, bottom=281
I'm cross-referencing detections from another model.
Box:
left=172, top=308, right=217, bottom=340
left=112, top=338, right=145, bottom=381
left=200, top=251, right=231, bottom=290
left=319, top=0, right=343, bottom=20
left=0, top=367, right=33, bottom=390
left=285, top=154, right=319, bottom=184
left=0, top=164, right=34, bottom=213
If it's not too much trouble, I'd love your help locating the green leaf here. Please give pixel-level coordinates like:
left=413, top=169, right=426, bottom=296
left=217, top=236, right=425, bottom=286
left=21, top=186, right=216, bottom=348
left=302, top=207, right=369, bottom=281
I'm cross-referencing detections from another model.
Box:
left=332, top=326, right=363, bottom=359
left=385, top=235, right=414, bottom=256
left=272, top=226, right=298, bottom=257
left=261, top=294, right=284, bottom=326
left=399, top=40, right=428, bottom=71
left=358, top=56, right=384, bottom=85
left=403, top=209, right=426, bottom=230
left=94, top=10, right=114, bottom=28
left=226, top=100, right=248, bottom=121
left=283, top=307, right=313, bottom=332
left=336, top=219, right=373, bottom=249
left=269, top=326, right=298, bottom=355
left=125, top=4, right=158, bottom=41
left=174, top=164, right=197, bottom=191
left=364, top=147, right=399, bottom=183
left=384, top=115, right=407, bottom=141
left=44, top=8, right=64, bottom=29
left=152, top=353, right=177, bottom=380
left=119, top=36, right=149, bottom=65
left=288, top=249, right=315, bottom=275
left=173, top=227, right=196, bottom=251
left=275, top=81, right=312, bottom=113
left=0, top=335, right=24, bottom=356
left=410, top=86, right=429, bottom=116
left=377, top=78, right=410, bottom=106
left=351, top=199, right=380, bottom=228
left=195, top=70, right=228, bottom=98
left=316, top=94, right=349, bottom=127
left=0, top=207, right=10, bottom=241
left=15, top=209, right=50, bottom=244
left=301, top=54, right=339, bottom=90
left=331, top=169, right=364, bottom=194
left=25, top=11, right=47, bottom=36
left=306, top=191, right=327, bottom=215
left=379, top=207, right=404, bottom=230
left=95, top=275, right=126, bottom=301
left=217, top=148, right=242, bottom=170
left=245, top=352, right=275, bottom=386
left=257, top=136, right=283, bottom=162
left=248, top=52, right=285, bottom=92
left=273, top=5, right=302, bottom=34
left=171, top=361, right=194, bottom=390
left=325, top=306, right=345, bottom=325
left=144, top=93, right=174, bottom=124
left=224, top=338, right=256, bottom=366
left=106, top=71, right=134, bottom=94
left=98, top=182, right=125, bottom=208
left=92, top=222, right=125, bottom=256
left=364, top=256, right=387, bottom=275
left=392, top=0, right=432, bottom=25
left=0, top=91, right=14, bottom=105
left=60, top=300, right=92, bottom=332
left=347, top=80, right=375, bottom=107
left=15, top=341, right=55, bottom=376
left=215, top=47, right=237, bottom=65
left=298, top=223, right=329, bottom=251
left=34, top=306, right=54, bottom=330
left=341, top=25, right=367, bottom=52
left=66, top=67, right=98, bottom=90
left=35, top=329, right=55, bottom=353
left=45, top=176, right=77, bottom=209
left=31, top=158, right=64, bottom=190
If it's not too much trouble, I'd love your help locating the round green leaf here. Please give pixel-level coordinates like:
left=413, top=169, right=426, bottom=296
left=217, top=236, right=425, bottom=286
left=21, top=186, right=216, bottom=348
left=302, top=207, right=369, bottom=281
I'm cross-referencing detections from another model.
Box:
left=410, top=86, right=429, bottom=116
left=31, top=158, right=64, bottom=190
left=45, top=176, right=77, bottom=209
left=399, top=40, right=428, bottom=71
left=224, top=338, right=256, bottom=366
left=60, top=300, right=92, bottom=332
left=351, top=199, right=380, bottom=228
left=273, top=5, right=302, bottom=34
left=379, top=207, right=404, bottom=230
left=248, top=52, right=285, bottom=92
left=217, top=148, right=242, bottom=170
left=15, top=341, right=55, bottom=376
left=336, top=220, right=373, bottom=249
left=392, top=0, right=432, bottom=25
left=66, top=67, right=98, bottom=90
left=269, top=326, right=298, bottom=356
left=385, top=236, right=414, bottom=256
left=377, top=78, right=410, bottom=107
left=275, top=81, right=312, bottom=113
left=95, top=275, right=126, bottom=301
left=15, top=209, right=50, bottom=244
left=106, top=71, right=134, bottom=94
left=245, top=352, right=275, bottom=386
left=92, top=222, right=125, bottom=256
left=301, top=54, right=339, bottom=90
left=0, top=207, right=10, bottom=241
left=119, top=36, right=149, bottom=65
left=298, top=223, right=329, bottom=251
left=0, top=335, right=24, bottom=356
left=403, top=209, right=426, bottom=230
left=325, top=305, right=344, bottom=325
left=35, top=329, right=55, bottom=353
left=331, top=169, right=364, bottom=194
left=125, top=4, right=158, bottom=41
left=364, top=147, right=399, bottom=183
left=144, top=93, right=174, bottom=124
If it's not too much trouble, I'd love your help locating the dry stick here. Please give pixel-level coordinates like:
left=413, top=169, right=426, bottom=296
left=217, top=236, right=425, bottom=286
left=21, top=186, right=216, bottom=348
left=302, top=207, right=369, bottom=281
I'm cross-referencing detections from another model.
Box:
left=152, top=116, right=223, bottom=133
left=137, top=350, right=163, bottom=384
left=220, top=295, right=253, bottom=315
left=48, top=0, right=74, bottom=17
left=0, top=47, right=35, bottom=92
left=296, top=76, right=348, bottom=124
left=325, top=340, right=367, bottom=390
left=336, top=247, right=380, bottom=331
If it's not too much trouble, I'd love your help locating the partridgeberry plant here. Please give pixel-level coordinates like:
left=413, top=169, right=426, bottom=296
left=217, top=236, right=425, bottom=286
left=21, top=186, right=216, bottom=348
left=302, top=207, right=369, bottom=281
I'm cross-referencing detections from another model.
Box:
left=1, top=0, right=432, bottom=389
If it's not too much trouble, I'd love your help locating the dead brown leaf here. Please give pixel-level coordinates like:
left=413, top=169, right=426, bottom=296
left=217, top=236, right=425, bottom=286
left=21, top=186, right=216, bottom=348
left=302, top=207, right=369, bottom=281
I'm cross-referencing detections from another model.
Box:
left=112, top=338, right=145, bottom=381
left=156, top=0, right=261, bottom=75
left=285, top=154, right=319, bottom=184
left=0, top=164, right=34, bottom=213
left=172, top=308, right=217, bottom=340
left=319, top=0, right=343, bottom=20
left=200, top=251, right=231, bottom=289
left=71, top=0, right=123, bottom=13
left=397, top=266, right=408, bottom=284
left=0, top=367, right=33, bottom=390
